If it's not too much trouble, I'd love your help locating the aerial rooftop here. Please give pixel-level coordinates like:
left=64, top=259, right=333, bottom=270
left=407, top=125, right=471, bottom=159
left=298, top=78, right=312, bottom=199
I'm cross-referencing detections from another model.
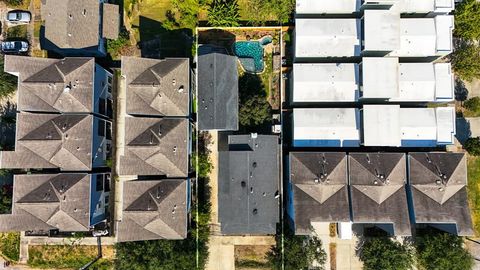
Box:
left=119, top=117, right=188, bottom=177
left=117, top=179, right=187, bottom=242
left=197, top=45, right=239, bottom=131
left=122, top=57, right=190, bottom=117
left=287, top=152, right=350, bottom=235
left=349, top=153, right=411, bottom=235
left=218, top=134, right=280, bottom=235
left=409, top=152, right=473, bottom=236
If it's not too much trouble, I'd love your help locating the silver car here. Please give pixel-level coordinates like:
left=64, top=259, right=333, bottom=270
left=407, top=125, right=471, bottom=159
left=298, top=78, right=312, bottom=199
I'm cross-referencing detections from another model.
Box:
left=1, top=40, right=29, bottom=53
left=6, top=10, right=31, bottom=24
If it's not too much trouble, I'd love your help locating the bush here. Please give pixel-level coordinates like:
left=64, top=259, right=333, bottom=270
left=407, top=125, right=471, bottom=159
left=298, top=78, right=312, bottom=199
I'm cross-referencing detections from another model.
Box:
left=0, top=185, right=12, bottom=214
left=107, top=29, right=130, bottom=60
left=207, top=0, right=240, bottom=27
left=452, top=42, right=480, bottom=81
left=0, top=232, right=20, bottom=261
left=416, top=231, right=473, bottom=270
left=243, top=0, right=295, bottom=25
left=0, top=56, right=18, bottom=100
left=239, top=95, right=271, bottom=129
left=465, top=137, right=480, bottom=156
left=2, top=0, right=23, bottom=6
left=172, top=0, right=199, bottom=30
left=455, top=0, right=480, bottom=40
left=464, top=97, right=480, bottom=114
left=359, top=237, right=413, bottom=270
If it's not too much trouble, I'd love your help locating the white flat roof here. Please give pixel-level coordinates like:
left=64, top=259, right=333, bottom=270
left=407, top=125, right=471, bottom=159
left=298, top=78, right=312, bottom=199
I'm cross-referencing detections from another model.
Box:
left=363, top=10, right=400, bottom=52
left=293, top=63, right=359, bottom=102
left=293, top=108, right=360, bottom=144
left=400, top=108, right=437, bottom=142
left=295, top=0, right=360, bottom=14
left=363, top=105, right=401, bottom=146
left=401, top=0, right=454, bottom=13
left=362, top=58, right=399, bottom=99
left=295, top=18, right=361, bottom=58
left=435, top=15, right=454, bottom=54
left=434, top=63, right=454, bottom=101
left=436, top=107, right=455, bottom=144
left=396, top=63, right=436, bottom=102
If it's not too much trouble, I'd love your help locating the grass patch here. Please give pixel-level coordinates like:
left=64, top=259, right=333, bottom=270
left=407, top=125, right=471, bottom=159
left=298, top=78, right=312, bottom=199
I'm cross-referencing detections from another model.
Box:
left=0, top=232, right=20, bottom=262
left=6, top=25, right=28, bottom=39
left=5, top=0, right=31, bottom=9
left=33, top=21, right=42, bottom=38
left=28, top=245, right=112, bottom=269
left=468, top=155, right=480, bottom=235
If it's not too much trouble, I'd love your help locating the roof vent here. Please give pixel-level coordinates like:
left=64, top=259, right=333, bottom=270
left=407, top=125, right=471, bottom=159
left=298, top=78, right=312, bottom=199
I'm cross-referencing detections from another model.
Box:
left=241, top=181, right=246, bottom=188
left=274, top=191, right=280, bottom=199
left=251, top=133, right=258, bottom=139
left=82, top=9, right=87, bottom=16
left=64, top=84, right=72, bottom=93
left=252, top=208, right=258, bottom=215
left=69, top=14, right=73, bottom=20
left=173, top=146, right=177, bottom=153
left=172, top=79, right=176, bottom=86
left=178, top=86, right=184, bottom=93
left=252, top=162, right=257, bottom=168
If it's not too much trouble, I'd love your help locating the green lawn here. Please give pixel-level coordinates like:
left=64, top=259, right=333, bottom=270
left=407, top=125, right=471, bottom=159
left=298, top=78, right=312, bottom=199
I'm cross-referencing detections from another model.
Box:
left=28, top=245, right=114, bottom=269
left=0, top=232, right=20, bottom=262
left=6, top=25, right=28, bottom=39
left=468, top=155, right=480, bottom=235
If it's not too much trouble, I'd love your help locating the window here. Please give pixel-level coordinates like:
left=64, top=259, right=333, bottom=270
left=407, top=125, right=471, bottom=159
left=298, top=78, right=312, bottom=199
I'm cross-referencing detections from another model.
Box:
left=104, top=195, right=109, bottom=205
left=107, top=76, right=112, bottom=85
left=106, top=122, right=112, bottom=140
left=106, top=99, right=113, bottom=119
left=96, top=174, right=104, bottom=192
left=98, top=120, right=105, bottom=137
left=104, top=175, right=111, bottom=192
left=99, top=98, right=106, bottom=115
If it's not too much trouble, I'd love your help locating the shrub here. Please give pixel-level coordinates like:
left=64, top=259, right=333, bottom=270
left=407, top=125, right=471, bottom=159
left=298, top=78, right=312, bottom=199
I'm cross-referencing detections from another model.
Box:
left=464, top=97, right=480, bottom=113
left=452, top=42, right=480, bottom=81
left=465, top=137, right=480, bottom=156
left=359, top=237, right=413, bottom=270
left=0, top=56, right=17, bottom=100
left=207, top=0, right=240, bottom=27
left=0, top=233, right=20, bottom=262
left=107, top=29, right=130, bottom=60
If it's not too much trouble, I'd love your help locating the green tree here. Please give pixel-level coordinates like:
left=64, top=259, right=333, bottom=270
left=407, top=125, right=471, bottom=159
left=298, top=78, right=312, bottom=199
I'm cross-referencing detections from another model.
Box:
left=193, top=152, right=213, bottom=179
left=452, top=42, right=480, bottom=81
left=416, top=231, right=474, bottom=270
left=359, top=237, right=413, bottom=270
left=455, top=0, right=480, bottom=40
left=464, top=97, right=480, bottom=112
left=0, top=56, right=17, bottom=100
left=107, top=29, right=130, bottom=60
left=0, top=185, right=12, bottom=214
left=465, top=137, right=480, bottom=156
left=172, top=0, right=199, bottom=30
left=207, top=0, right=240, bottom=27
left=239, top=95, right=271, bottom=129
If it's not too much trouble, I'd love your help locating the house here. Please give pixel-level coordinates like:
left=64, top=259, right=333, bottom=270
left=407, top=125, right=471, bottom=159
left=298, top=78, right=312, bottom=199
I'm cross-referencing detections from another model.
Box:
left=121, top=56, right=190, bottom=117
left=295, top=0, right=454, bottom=15
left=0, top=173, right=110, bottom=232
left=4, top=55, right=113, bottom=117
left=408, top=152, right=474, bottom=236
left=292, top=106, right=455, bottom=147
left=349, top=153, right=411, bottom=235
left=0, top=113, right=112, bottom=170
left=218, top=134, right=280, bottom=235
left=41, top=0, right=119, bottom=56
left=116, top=179, right=188, bottom=242
left=197, top=45, right=239, bottom=131
left=286, top=152, right=350, bottom=235
left=119, top=116, right=189, bottom=177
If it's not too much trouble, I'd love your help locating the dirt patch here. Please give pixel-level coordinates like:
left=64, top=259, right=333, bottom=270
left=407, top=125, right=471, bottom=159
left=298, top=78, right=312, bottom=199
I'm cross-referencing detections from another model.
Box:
left=330, top=243, right=337, bottom=270
left=234, top=245, right=272, bottom=269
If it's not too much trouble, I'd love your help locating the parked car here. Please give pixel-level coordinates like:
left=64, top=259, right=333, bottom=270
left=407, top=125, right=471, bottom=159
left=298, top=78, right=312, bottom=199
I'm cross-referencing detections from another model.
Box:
left=6, top=10, right=31, bottom=24
left=1, top=40, right=29, bottom=53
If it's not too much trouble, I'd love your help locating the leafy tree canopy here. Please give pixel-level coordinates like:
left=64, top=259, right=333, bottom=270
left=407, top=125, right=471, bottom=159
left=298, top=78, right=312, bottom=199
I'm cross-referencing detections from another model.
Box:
left=465, top=137, right=480, bottom=156
left=451, top=42, right=480, bottom=82
left=0, top=56, right=17, bottom=100
left=455, top=0, right=480, bottom=40
left=207, top=0, right=240, bottom=27
left=171, top=0, right=199, bottom=30
left=359, top=237, right=413, bottom=270
left=416, top=231, right=474, bottom=270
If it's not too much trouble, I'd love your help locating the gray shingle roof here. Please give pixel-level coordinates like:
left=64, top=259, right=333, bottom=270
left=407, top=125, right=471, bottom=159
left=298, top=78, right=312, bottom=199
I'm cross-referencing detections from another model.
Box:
left=218, top=135, right=280, bottom=235
left=0, top=174, right=91, bottom=232
left=119, top=117, right=189, bottom=177
left=101, top=3, right=119, bottom=39
left=121, top=57, right=190, bottom=116
left=4, top=55, right=95, bottom=113
left=44, top=0, right=100, bottom=49
left=197, top=45, right=238, bottom=131
left=0, top=113, right=93, bottom=171
left=349, top=153, right=411, bottom=236
left=409, top=152, right=473, bottom=236
left=289, top=152, right=349, bottom=235
left=117, top=179, right=187, bottom=242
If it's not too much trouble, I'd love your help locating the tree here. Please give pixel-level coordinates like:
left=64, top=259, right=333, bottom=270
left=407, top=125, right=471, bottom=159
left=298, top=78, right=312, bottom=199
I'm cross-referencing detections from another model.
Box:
left=239, top=95, right=271, bottom=129
left=416, top=231, right=474, bottom=270
left=0, top=185, right=12, bottom=214
left=464, top=97, right=480, bottom=112
left=455, top=0, right=480, bottom=40
left=172, top=0, right=199, bottom=30
left=359, top=237, right=413, bottom=270
left=268, top=228, right=327, bottom=270
left=465, top=137, right=480, bottom=156
left=451, top=42, right=480, bottom=81
left=0, top=56, right=17, bottom=100
left=207, top=0, right=240, bottom=27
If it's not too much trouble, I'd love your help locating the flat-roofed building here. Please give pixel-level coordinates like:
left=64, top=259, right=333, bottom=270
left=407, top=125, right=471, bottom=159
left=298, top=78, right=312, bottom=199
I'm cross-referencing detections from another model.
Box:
left=408, top=152, right=473, bottom=236
left=287, top=152, right=350, bottom=235
left=295, top=0, right=361, bottom=15
left=363, top=9, right=401, bottom=53
left=349, top=152, right=411, bottom=235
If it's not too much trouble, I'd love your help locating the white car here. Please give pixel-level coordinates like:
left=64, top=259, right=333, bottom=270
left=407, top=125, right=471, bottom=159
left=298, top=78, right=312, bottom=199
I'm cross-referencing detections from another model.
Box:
left=1, top=40, right=29, bottom=53
left=6, top=10, right=31, bottom=24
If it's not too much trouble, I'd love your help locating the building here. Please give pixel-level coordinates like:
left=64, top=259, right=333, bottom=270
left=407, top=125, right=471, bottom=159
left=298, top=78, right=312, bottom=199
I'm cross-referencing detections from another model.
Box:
left=42, top=0, right=119, bottom=56
left=121, top=56, right=190, bottom=117
left=4, top=55, right=113, bottom=117
left=197, top=45, right=239, bottom=131
left=292, top=106, right=455, bottom=147
left=116, top=179, right=188, bottom=242
left=119, top=116, right=189, bottom=177
left=0, top=113, right=111, bottom=170
left=349, top=153, right=411, bottom=235
left=408, top=152, right=474, bottom=235
left=286, top=152, right=350, bottom=235
left=0, top=173, right=110, bottom=232
left=218, top=134, right=280, bottom=235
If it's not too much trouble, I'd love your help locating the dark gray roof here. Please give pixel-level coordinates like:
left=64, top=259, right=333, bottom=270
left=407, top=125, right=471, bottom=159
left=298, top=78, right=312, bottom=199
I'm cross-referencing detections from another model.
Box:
left=117, top=179, right=187, bottom=242
left=218, top=134, right=280, bottom=235
left=289, top=152, right=349, bottom=235
left=197, top=45, right=238, bottom=131
left=119, top=117, right=189, bottom=177
left=121, top=57, right=190, bottom=116
left=4, top=55, right=95, bottom=113
left=0, top=113, right=94, bottom=171
left=349, top=153, right=411, bottom=236
left=102, top=3, right=119, bottom=39
left=0, top=174, right=91, bottom=232
left=409, top=152, right=473, bottom=236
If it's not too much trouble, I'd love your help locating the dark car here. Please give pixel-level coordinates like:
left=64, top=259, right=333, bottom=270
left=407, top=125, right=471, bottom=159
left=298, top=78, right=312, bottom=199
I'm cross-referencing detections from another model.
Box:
left=6, top=10, right=31, bottom=24
left=1, top=40, right=29, bottom=53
